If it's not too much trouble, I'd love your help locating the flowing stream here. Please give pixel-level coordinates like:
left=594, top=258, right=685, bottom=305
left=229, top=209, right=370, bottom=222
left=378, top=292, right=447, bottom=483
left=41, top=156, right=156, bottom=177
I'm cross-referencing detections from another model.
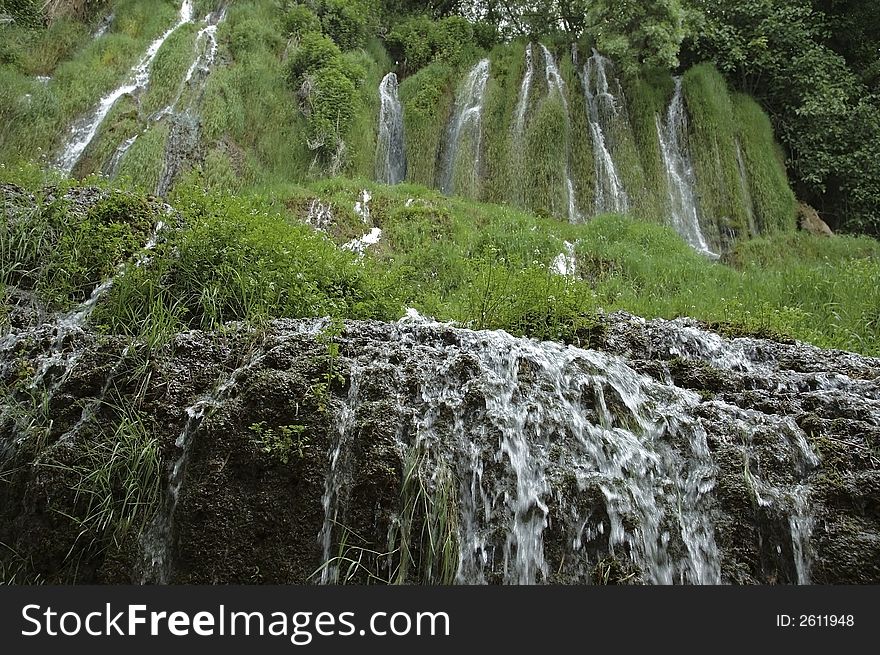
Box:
left=439, top=59, right=490, bottom=196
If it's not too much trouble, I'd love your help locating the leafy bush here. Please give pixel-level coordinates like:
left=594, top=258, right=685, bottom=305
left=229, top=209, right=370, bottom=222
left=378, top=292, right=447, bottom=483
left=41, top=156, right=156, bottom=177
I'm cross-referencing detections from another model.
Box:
left=387, top=15, right=476, bottom=72
left=286, top=31, right=341, bottom=84
left=229, top=17, right=284, bottom=58
left=314, top=0, right=369, bottom=50
left=282, top=4, right=321, bottom=37
left=307, top=65, right=358, bottom=150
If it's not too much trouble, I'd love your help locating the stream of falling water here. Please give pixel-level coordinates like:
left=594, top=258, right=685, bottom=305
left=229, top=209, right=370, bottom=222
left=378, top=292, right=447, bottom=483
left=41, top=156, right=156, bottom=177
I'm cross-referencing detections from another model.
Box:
left=376, top=73, right=406, bottom=185
left=581, top=49, right=628, bottom=215
left=140, top=345, right=265, bottom=583
left=16, top=221, right=166, bottom=400
left=538, top=44, right=578, bottom=221
left=735, top=138, right=758, bottom=236
left=318, top=366, right=364, bottom=584
left=155, top=7, right=227, bottom=195
left=439, top=59, right=490, bottom=196
left=310, top=312, right=827, bottom=584
left=656, top=77, right=718, bottom=258
left=54, top=0, right=195, bottom=175
left=513, top=43, right=534, bottom=139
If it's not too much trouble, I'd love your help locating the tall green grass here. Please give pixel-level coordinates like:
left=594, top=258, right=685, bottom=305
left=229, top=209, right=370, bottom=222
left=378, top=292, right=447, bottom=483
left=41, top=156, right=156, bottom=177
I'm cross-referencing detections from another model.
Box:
left=3, top=165, right=877, bottom=354
left=259, top=177, right=880, bottom=354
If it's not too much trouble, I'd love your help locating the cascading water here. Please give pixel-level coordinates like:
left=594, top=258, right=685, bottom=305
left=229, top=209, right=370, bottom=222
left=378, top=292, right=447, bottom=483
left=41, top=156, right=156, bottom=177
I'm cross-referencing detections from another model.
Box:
left=92, top=12, right=114, bottom=39
left=108, top=8, right=226, bottom=186
left=513, top=43, right=534, bottom=139
left=141, top=343, right=267, bottom=584
left=538, top=44, right=578, bottom=221
left=439, top=59, right=490, bottom=196
left=507, top=43, right=535, bottom=206
left=656, top=77, right=718, bottom=258
left=581, top=50, right=628, bottom=215
left=318, top=365, right=364, bottom=584
left=305, top=311, right=838, bottom=584
left=551, top=240, right=577, bottom=277
left=376, top=73, right=406, bottom=185
left=54, top=0, right=195, bottom=175
left=155, top=8, right=227, bottom=195
left=18, top=220, right=166, bottom=397
left=7, top=288, right=877, bottom=583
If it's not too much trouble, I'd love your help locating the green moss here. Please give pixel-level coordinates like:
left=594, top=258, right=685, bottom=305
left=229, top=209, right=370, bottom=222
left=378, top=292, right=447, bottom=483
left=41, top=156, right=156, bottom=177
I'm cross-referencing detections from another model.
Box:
left=523, top=92, right=569, bottom=218
left=732, top=93, right=796, bottom=234
left=620, top=70, right=673, bottom=224
left=480, top=42, right=522, bottom=205
left=399, top=61, right=455, bottom=188
left=682, top=63, right=751, bottom=249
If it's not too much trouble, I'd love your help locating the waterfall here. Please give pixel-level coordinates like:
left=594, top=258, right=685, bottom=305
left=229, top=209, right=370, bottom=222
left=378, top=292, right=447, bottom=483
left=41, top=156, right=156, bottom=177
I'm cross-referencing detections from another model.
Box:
left=656, top=77, right=718, bottom=258
left=318, top=365, right=364, bottom=584
left=305, top=311, right=838, bottom=584
left=141, top=344, right=268, bottom=584
left=92, top=12, right=113, bottom=39
left=508, top=43, right=534, bottom=206
left=155, top=8, right=227, bottom=195
left=538, top=44, right=578, bottom=221
left=108, top=8, right=226, bottom=188
left=551, top=240, right=577, bottom=277
left=376, top=73, right=406, bottom=185
left=9, top=297, right=872, bottom=584
left=581, top=50, right=628, bottom=215
left=21, top=220, right=166, bottom=395
left=54, top=0, right=195, bottom=175
left=439, top=58, right=490, bottom=196
left=513, top=43, right=534, bottom=139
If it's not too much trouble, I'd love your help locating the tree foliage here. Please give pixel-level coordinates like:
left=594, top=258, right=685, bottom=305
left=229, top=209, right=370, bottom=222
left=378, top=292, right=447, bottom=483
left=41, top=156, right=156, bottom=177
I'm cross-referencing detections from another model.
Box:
left=586, top=0, right=686, bottom=75
left=683, top=0, right=880, bottom=235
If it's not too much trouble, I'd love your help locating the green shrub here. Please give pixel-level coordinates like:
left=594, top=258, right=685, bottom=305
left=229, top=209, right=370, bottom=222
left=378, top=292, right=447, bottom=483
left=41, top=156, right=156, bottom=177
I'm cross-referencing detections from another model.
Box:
left=314, top=0, right=369, bottom=50
left=229, top=17, right=283, bottom=58
left=307, top=65, right=358, bottom=153
left=286, top=31, right=341, bottom=86
left=283, top=4, right=321, bottom=37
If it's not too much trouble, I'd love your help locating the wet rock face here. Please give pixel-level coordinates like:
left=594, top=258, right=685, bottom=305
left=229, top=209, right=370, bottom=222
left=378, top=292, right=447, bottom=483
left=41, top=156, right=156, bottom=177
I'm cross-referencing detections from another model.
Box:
left=1, top=310, right=878, bottom=584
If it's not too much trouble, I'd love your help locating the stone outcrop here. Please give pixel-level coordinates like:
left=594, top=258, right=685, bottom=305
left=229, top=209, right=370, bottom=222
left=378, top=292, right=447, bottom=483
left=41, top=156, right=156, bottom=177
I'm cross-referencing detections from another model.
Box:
left=797, top=202, right=834, bottom=237
left=1, top=308, right=877, bottom=585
